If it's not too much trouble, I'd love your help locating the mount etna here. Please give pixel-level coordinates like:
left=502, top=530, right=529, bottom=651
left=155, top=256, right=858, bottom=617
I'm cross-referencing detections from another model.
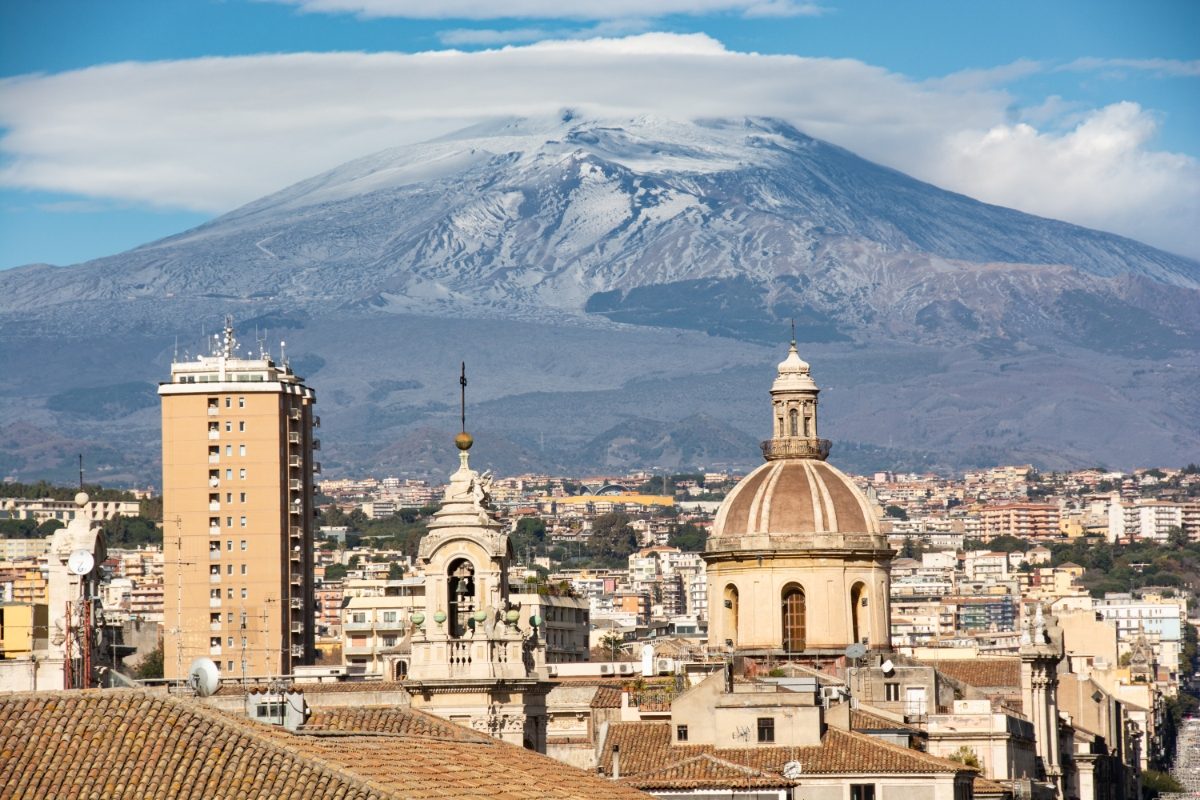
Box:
left=2, top=115, right=1197, bottom=483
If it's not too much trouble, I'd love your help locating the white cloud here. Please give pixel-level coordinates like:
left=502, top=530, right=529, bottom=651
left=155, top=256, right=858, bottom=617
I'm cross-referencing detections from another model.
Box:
left=0, top=33, right=1196, bottom=257
left=438, top=19, right=651, bottom=46
left=1061, top=57, right=1200, bottom=78
left=271, top=0, right=826, bottom=20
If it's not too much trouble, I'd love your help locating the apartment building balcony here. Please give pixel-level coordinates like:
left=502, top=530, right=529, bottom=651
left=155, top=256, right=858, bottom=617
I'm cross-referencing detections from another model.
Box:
left=210, top=646, right=222, bottom=656
left=289, top=598, right=303, bottom=610
left=312, top=438, right=321, bottom=450
left=208, top=454, right=220, bottom=464
left=290, top=525, right=303, bottom=539
left=312, top=415, right=321, bottom=428
left=208, top=406, right=219, bottom=416
left=290, top=571, right=303, bottom=585
left=209, top=598, right=221, bottom=608
left=210, top=573, right=221, bottom=583
left=208, top=501, right=220, bottom=511
left=288, top=455, right=302, bottom=468
left=761, top=436, right=832, bottom=461
left=312, top=462, right=322, bottom=474
left=288, top=432, right=301, bottom=445
left=289, top=504, right=302, bottom=516
left=209, top=526, right=221, bottom=536
left=291, top=622, right=305, bottom=634
left=289, top=408, right=302, bottom=421
left=289, top=479, right=303, bottom=491
left=343, top=642, right=375, bottom=656
left=209, top=550, right=221, bottom=561
left=210, top=622, right=222, bottom=632
left=289, top=645, right=304, bottom=658
left=208, top=430, right=220, bottom=440
left=343, top=620, right=374, bottom=632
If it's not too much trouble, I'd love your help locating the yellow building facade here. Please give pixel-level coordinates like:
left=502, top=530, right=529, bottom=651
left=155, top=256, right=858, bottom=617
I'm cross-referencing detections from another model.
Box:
left=159, top=321, right=317, bottom=680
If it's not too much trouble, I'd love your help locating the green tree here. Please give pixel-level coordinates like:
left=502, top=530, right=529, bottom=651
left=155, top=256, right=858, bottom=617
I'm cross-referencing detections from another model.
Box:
left=947, top=746, right=981, bottom=769
left=884, top=505, right=908, bottom=520
left=668, top=523, right=707, bottom=552
left=511, top=516, right=548, bottom=561
left=588, top=513, right=639, bottom=567
left=387, top=562, right=405, bottom=580
left=134, top=644, right=164, bottom=680
left=324, top=563, right=348, bottom=581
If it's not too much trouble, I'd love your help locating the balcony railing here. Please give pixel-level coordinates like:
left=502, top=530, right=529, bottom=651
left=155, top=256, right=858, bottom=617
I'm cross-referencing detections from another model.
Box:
left=312, top=438, right=321, bottom=451
left=289, top=598, right=303, bottom=609
left=208, top=501, right=220, bottom=511
left=760, top=437, right=832, bottom=461
left=289, top=645, right=304, bottom=658
left=208, top=431, right=220, bottom=440
left=287, top=432, right=301, bottom=444
left=209, top=573, right=221, bottom=583
left=312, top=415, right=320, bottom=428
left=290, top=526, right=303, bottom=539
left=210, top=646, right=222, bottom=656
left=209, top=550, right=221, bottom=561
left=289, top=408, right=302, bottom=421
left=207, top=406, right=219, bottom=416
left=208, top=454, right=220, bottom=464
left=312, top=462, right=322, bottom=474
left=209, top=598, right=221, bottom=608
left=289, top=479, right=303, bottom=491
left=288, top=455, right=302, bottom=468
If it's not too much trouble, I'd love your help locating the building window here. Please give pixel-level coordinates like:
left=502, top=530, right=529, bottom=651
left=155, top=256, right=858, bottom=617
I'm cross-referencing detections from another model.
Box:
left=239, top=444, right=246, bottom=456
left=226, top=564, right=233, bottom=575
left=240, top=540, right=247, bottom=550
left=240, top=588, right=247, bottom=599
left=225, top=492, right=232, bottom=503
left=225, top=397, right=231, bottom=408
left=239, top=421, right=246, bottom=432
left=225, top=420, right=232, bottom=432
left=238, top=396, right=245, bottom=408
left=226, top=517, right=233, bottom=527
left=225, top=444, right=232, bottom=456
left=227, top=661, right=234, bottom=671
left=226, top=588, right=234, bottom=599
left=781, top=584, right=806, bottom=652
left=226, top=468, right=232, bottom=479
left=210, top=589, right=220, bottom=599
left=240, top=516, right=247, bottom=527
left=241, top=564, right=247, bottom=575
left=239, top=468, right=246, bottom=479
left=885, top=683, right=900, bottom=702
left=352, top=612, right=366, bottom=624
left=757, top=717, right=775, bottom=743
left=240, top=492, right=246, bottom=502
left=226, top=540, right=232, bottom=550
left=676, top=725, right=689, bottom=742
left=851, top=785, right=876, bottom=800
left=382, top=635, right=397, bottom=647
left=383, top=611, right=397, bottom=624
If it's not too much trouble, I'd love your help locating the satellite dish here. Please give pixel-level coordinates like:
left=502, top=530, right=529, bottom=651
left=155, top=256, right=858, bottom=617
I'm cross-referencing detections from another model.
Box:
left=844, top=642, right=867, bottom=660
left=881, top=659, right=895, bottom=675
left=188, top=657, right=220, bottom=697
left=782, top=761, right=803, bottom=780
left=67, top=549, right=95, bottom=576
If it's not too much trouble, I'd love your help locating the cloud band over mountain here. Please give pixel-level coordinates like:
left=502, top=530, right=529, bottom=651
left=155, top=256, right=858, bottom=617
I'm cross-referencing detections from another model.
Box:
left=1, top=33, right=1196, bottom=257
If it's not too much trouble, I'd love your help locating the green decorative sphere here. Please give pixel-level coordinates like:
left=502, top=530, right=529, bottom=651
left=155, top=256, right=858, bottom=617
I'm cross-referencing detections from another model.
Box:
left=433, top=611, right=447, bottom=624
left=410, top=612, right=425, bottom=627
left=530, top=615, right=543, bottom=628
left=505, top=609, right=520, bottom=624
left=473, top=610, right=489, bottom=623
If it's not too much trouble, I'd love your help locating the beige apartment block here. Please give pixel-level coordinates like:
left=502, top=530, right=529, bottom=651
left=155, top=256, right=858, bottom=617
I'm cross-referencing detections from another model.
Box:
left=159, top=322, right=318, bottom=681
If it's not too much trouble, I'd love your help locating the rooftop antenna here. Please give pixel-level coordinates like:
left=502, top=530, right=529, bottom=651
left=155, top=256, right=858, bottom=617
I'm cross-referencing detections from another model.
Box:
left=280, top=340, right=287, bottom=365
left=173, top=335, right=179, bottom=362
left=78, top=453, right=83, bottom=491
left=459, top=361, right=468, bottom=434
left=790, top=318, right=796, bottom=346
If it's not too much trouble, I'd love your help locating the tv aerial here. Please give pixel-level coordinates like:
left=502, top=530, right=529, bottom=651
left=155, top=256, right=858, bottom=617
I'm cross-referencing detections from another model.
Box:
left=188, top=657, right=221, bottom=697
left=844, top=642, right=867, bottom=661
left=67, top=549, right=95, bottom=576
left=783, top=761, right=803, bottom=780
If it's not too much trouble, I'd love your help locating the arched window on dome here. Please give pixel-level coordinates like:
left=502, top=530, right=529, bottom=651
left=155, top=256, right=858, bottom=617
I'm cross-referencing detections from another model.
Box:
left=850, top=582, right=868, bottom=645
left=781, top=584, right=806, bottom=652
left=788, top=408, right=799, bottom=437
left=723, top=584, right=739, bottom=646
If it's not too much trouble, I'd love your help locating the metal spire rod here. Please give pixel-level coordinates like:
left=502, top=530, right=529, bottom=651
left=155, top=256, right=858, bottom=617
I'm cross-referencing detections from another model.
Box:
left=790, top=318, right=796, bottom=345
left=459, top=361, right=468, bottom=433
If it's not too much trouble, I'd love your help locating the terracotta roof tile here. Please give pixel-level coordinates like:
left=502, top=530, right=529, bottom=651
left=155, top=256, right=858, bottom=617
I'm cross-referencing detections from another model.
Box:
left=850, top=708, right=922, bottom=734
left=0, top=690, right=648, bottom=800
left=602, top=722, right=970, bottom=780
left=623, top=753, right=787, bottom=790
left=921, top=659, right=1021, bottom=689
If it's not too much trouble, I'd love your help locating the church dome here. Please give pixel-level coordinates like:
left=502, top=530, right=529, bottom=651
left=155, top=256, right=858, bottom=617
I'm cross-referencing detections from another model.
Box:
left=712, top=458, right=880, bottom=541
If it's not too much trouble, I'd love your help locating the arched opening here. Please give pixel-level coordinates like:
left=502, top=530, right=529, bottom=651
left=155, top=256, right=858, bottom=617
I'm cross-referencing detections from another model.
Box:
left=394, top=660, right=409, bottom=680
left=723, top=584, right=739, bottom=646
left=850, top=582, right=868, bottom=645
left=788, top=408, right=799, bottom=437
left=447, top=558, right=476, bottom=638
left=781, top=584, right=806, bottom=652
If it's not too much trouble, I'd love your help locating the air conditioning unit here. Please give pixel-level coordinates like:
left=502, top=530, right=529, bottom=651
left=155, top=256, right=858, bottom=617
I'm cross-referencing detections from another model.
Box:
left=655, top=658, right=673, bottom=675
left=600, top=664, right=612, bottom=674
left=617, top=663, right=634, bottom=675
left=547, top=665, right=558, bottom=677
left=821, top=686, right=845, bottom=702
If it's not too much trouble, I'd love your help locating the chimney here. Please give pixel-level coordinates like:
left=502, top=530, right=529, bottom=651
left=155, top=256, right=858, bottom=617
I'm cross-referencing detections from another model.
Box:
left=612, top=744, right=620, bottom=780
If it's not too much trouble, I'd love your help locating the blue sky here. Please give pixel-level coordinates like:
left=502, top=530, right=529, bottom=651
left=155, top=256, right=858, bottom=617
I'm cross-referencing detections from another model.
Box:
left=1, top=0, right=1197, bottom=268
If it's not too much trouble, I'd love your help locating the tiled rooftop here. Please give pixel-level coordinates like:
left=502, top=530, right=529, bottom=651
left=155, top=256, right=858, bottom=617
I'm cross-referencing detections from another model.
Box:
left=601, top=721, right=969, bottom=783
left=922, top=659, right=1021, bottom=689
left=850, top=708, right=922, bottom=733
left=0, top=690, right=648, bottom=800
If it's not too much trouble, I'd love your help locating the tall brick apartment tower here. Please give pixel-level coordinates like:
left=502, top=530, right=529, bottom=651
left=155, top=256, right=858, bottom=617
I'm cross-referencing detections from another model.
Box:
left=159, top=320, right=317, bottom=680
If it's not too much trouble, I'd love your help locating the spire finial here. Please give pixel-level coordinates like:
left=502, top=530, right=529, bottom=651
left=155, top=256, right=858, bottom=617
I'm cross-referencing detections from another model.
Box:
left=455, top=362, right=474, bottom=451
left=790, top=318, right=796, bottom=347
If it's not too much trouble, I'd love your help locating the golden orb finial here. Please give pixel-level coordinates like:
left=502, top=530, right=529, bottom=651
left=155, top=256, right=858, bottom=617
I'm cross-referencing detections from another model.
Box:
left=454, top=431, right=474, bottom=451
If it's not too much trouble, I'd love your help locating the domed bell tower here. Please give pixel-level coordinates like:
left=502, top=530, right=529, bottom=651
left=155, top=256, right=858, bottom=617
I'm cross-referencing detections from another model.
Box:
left=404, top=364, right=550, bottom=751
left=704, top=337, right=892, bottom=659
